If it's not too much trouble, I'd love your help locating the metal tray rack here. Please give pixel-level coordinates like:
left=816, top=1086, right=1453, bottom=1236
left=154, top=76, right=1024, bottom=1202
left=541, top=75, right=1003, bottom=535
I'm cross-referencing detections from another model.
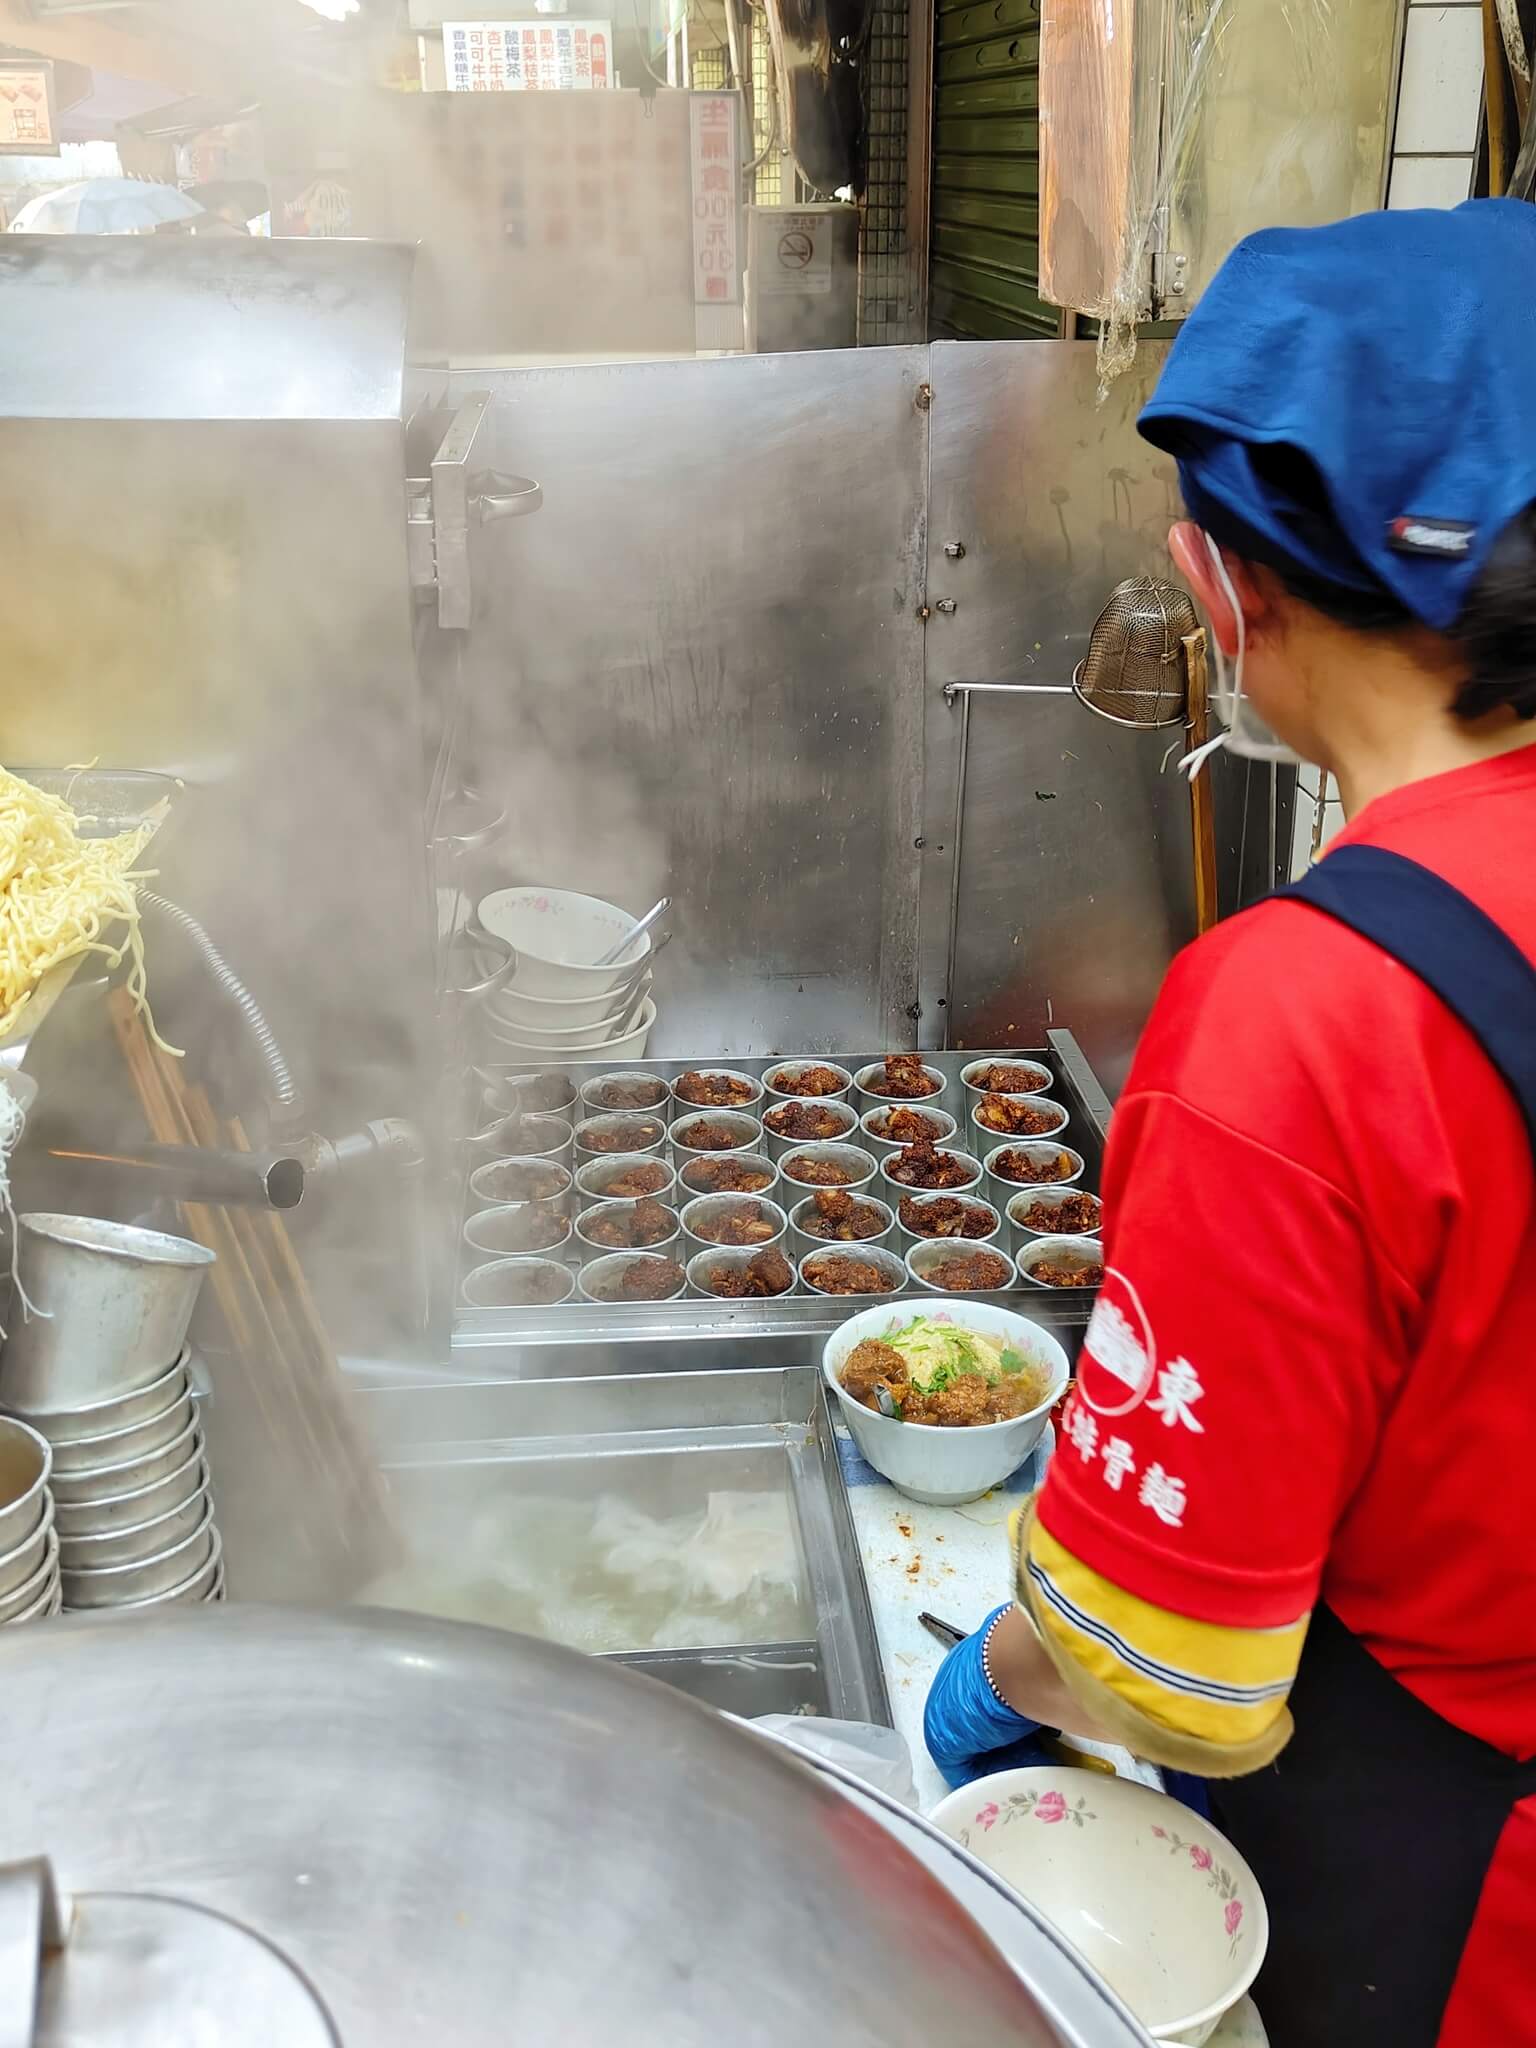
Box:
left=452, top=1029, right=1110, bottom=1377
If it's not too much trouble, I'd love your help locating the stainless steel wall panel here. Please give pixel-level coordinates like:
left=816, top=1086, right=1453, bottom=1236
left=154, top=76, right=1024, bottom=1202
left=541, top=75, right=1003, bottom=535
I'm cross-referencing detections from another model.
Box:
left=434, top=347, right=930, bottom=1056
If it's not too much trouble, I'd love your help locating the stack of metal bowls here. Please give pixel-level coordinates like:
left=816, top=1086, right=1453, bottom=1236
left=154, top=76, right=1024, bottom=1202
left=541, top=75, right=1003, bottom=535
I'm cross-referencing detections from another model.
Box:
left=0, top=1215, right=223, bottom=1613
left=0, top=1415, right=60, bottom=1625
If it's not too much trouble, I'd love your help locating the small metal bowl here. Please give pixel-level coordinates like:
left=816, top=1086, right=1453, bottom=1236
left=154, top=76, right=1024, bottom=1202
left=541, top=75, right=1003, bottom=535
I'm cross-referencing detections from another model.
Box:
left=787, top=1192, right=897, bottom=1260
left=463, top=1204, right=574, bottom=1260
left=48, top=1418, right=204, bottom=1508
left=0, top=1495, right=54, bottom=1601
left=509, top=1113, right=575, bottom=1167
left=858, top=1103, right=958, bottom=1158
left=686, top=1246, right=798, bottom=1300
left=670, top=1068, right=765, bottom=1115
left=576, top=1252, right=689, bottom=1305
left=780, top=1141, right=880, bottom=1196
left=8, top=1354, right=189, bottom=1447
left=0, top=1530, right=58, bottom=1625
left=61, top=1502, right=216, bottom=1609
left=578, top=1070, right=672, bottom=1116
left=59, top=1476, right=212, bottom=1572
left=762, top=1060, right=854, bottom=1102
left=0, top=1417, right=52, bottom=1557
left=466, top=1155, right=573, bottom=1210
left=1004, top=1186, right=1103, bottom=1252
left=574, top=1152, right=678, bottom=1210
left=679, top=1194, right=788, bottom=1253
left=478, top=1069, right=578, bottom=1120
left=2, top=1564, right=62, bottom=1627
left=669, top=1109, right=762, bottom=1157
left=573, top=1112, right=668, bottom=1162
left=574, top=1198, right=683, bottom=1262
left=102, top=1524, right=224, bottom=1611
left=760, top=1097, right=859, bottom=1161
left=969, top=1094, right=1071, bottom=1146
left=460, top=1257, right=577, bottom=1310
left=890, top=1188, right=1002, bottom=1255
left=960, top=1057, right=1054, bottom=1098
left=49, top=1387, right=196, bottom=1480
left=1015, top=1234, right=1106, bottom=1292
left=852, top=1061, right=948, bottom=1109
left=54, top=1451, right=207, bottom=1538
left=878, top=1148, right=984, bottom=1201
left=906, top=1238, right=1016, bottom=1294
left=983, top=1140, right=1086, bottom=1203
left=677, top=1152, right=780, bottom=1201
left=797, top=1244, right=909, bottom=1300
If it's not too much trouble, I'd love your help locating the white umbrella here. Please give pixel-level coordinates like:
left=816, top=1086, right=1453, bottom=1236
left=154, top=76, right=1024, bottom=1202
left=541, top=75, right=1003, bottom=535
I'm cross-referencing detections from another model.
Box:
left=7, top=179, right=204, bottom=235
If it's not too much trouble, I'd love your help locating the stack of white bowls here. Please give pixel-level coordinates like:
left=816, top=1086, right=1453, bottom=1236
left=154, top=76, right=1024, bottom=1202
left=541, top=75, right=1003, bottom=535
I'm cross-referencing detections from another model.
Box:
left=473, top=887, right=659, bottom=1061
left=0, top=1215, right=224, bottom=1613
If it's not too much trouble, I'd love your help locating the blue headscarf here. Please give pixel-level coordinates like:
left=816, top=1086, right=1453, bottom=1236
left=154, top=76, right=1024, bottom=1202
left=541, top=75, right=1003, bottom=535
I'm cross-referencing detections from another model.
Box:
left=1138, top=200, right=1536, bottom=632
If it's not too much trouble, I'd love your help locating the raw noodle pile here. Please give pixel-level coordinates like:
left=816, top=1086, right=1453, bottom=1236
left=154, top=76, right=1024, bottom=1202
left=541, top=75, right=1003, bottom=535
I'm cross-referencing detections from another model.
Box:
left=0, top=764, right=159, bottom=1042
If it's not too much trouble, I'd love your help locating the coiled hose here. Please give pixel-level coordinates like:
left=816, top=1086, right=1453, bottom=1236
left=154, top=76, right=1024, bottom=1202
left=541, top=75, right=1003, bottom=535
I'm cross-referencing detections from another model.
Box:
left=140, top=891, right=303, bottom=1118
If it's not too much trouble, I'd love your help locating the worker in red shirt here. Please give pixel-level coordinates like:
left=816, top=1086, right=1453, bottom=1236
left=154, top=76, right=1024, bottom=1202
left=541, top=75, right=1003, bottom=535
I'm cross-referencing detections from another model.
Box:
left=925, top=199, right=1536, bottom=2044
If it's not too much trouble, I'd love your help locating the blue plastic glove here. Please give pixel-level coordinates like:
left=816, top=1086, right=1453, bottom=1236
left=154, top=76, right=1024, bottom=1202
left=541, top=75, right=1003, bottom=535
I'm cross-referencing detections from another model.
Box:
left=923, top=1604, right=1056, bottom=1790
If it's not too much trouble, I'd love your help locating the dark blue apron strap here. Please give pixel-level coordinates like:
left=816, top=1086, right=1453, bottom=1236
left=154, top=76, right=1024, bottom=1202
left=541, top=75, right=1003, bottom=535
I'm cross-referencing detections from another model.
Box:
left=1282, top=844, right=1536, bottom=1153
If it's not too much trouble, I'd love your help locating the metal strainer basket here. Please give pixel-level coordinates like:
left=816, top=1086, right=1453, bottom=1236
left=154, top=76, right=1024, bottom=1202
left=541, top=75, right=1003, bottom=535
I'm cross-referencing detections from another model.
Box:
left=1072, top=575, right=1203, bottom=728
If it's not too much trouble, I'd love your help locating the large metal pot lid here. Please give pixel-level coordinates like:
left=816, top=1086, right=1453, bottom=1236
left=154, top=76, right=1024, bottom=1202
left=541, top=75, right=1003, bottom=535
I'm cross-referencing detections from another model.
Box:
left=0, top=1607, right=1149, bottom=2047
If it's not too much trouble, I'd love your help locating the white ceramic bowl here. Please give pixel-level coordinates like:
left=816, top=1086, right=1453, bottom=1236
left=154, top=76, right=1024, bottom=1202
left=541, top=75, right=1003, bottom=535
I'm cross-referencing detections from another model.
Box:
left=476, top=888, right=651, bottom=996
left=822, top=1298, right=1067, bottom=1506
left=930, top=1770, right=1268, bottom=2045
left=489, top=981, right=637, bottom=1032
left=482, top=997, right=656, bottom=1063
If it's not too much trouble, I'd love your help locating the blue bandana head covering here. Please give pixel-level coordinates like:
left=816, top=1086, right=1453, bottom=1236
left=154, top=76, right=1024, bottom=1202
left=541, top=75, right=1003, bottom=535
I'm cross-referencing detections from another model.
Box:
left=1138, top=199, right=1536, bottom=633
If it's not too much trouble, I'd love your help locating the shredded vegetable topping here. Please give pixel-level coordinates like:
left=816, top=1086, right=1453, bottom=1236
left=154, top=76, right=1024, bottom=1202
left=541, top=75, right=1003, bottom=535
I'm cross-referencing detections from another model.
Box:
left=0, top=764, right=170, bottom=1048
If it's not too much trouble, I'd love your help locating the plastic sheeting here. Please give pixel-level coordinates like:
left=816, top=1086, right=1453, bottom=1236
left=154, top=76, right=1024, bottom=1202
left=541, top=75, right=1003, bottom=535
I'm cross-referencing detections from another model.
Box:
left=1039, top=0, right=1401, bottom=381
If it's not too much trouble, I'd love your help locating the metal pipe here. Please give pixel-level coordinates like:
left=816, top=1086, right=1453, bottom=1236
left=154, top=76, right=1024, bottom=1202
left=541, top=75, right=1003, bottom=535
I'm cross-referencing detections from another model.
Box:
left=48, top=1144, right=305, bottom=1211
left=140, top=892, right=302, bottom=1118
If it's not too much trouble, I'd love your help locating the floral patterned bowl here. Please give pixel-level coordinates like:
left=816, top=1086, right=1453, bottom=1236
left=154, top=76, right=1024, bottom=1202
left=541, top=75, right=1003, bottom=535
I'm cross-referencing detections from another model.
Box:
left=930, top=1769, right=1267, bottom=2045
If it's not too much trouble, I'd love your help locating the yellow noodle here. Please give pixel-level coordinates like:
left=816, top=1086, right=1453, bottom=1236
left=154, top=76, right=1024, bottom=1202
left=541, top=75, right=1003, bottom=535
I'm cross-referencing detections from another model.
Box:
left=0, top=765, right=176, bottom=1052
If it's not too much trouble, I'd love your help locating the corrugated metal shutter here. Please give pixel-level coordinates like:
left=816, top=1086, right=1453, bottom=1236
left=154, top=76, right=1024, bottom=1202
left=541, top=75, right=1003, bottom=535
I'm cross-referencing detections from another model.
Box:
left=929, top=0, right=1058, bottom=339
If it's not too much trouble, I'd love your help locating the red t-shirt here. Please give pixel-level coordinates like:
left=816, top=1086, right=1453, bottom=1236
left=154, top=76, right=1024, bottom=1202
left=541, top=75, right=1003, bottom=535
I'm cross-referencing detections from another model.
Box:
left=1038, top=746, right=1536, bottom=1761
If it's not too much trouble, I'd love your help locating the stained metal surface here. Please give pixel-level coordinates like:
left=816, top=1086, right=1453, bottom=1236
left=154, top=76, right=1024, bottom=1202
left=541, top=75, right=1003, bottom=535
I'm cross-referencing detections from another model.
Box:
left=427, top=349, right=929, bottom=1055
left=0, top=237, right=414, bottom=422
left=0, top=1604, right=1151, bottom=2047
left=918, top=340, right=1271, bottom=1091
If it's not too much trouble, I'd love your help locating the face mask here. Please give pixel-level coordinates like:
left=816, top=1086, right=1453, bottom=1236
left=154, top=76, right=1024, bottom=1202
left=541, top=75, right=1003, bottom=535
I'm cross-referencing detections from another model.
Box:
left=1181, top=534, right=1300, bottom=777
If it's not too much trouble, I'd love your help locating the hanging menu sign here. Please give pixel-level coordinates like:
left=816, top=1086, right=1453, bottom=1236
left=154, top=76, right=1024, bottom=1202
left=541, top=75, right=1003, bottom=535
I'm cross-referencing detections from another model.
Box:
left=688, top=92, right=740, bottom=307
left=442, top=22, right=613, bottom=91
left=0, top=60, right=58, bottom=157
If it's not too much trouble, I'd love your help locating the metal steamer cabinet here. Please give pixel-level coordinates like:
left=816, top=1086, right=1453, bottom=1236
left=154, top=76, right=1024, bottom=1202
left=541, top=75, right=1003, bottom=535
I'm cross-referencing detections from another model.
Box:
left=0, top=238, right=1284, bottom=1694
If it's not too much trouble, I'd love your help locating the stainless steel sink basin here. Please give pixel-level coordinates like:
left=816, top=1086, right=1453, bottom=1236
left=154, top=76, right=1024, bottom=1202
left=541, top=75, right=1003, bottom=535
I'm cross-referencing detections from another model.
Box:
left=357, top=1364, right=888, bottom=1723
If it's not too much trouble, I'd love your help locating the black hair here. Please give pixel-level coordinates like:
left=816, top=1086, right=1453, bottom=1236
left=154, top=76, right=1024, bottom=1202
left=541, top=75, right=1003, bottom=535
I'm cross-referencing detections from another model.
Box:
left=1241, top=507, right=1536, bottom=727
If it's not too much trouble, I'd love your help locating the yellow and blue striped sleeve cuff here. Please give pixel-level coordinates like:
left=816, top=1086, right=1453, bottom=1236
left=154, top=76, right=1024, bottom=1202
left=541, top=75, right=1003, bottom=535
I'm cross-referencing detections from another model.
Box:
left=1010, top=1502, right=1306, bottom=1776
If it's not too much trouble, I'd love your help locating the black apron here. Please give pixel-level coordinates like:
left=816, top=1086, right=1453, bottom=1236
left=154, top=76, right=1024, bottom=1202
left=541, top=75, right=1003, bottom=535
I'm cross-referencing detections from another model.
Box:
left=1214, top=844, right=1536, bottom=2046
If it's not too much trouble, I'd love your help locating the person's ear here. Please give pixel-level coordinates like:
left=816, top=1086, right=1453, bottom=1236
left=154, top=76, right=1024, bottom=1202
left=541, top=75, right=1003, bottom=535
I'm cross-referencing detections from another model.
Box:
left=1168, top=523, right=1270, bottom=658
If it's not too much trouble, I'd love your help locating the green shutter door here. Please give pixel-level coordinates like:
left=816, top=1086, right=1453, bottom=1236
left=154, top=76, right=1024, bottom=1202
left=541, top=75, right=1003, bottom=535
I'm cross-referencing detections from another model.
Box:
left=929, top=0, right=1058, bottom=340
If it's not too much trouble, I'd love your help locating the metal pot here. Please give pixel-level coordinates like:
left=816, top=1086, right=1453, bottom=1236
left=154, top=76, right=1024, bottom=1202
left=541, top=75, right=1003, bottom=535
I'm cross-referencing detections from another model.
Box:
left=9, top=1354, right=188, bottom=1447
left=1, top=1215, right=214, bottom=1414
left=0, top=1607, right=1153, bottom=2045
left=59, top=1478, right=213, bottom=1572
left=98, top=1524, right=224, bottom=1611
left=53, top=1451, right=208, bottom=1537
left=0, top=1529, right=58, bottom=1624
left=0, top=1495, right=54, bottom=1601
left=60, top=1504, right=216, bottom=1609
left=49, top=1387, right=196, bottom=1479
left=48, top=1416, right=203, bottom=1507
